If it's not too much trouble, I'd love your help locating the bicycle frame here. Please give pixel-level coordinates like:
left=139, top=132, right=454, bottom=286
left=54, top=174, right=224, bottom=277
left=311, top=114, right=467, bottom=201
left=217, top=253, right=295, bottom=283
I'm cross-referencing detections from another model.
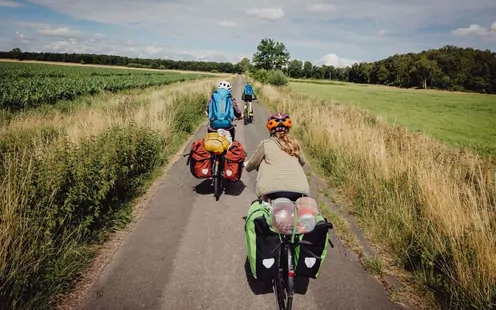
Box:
left=275, top=234, right=297, bottom=310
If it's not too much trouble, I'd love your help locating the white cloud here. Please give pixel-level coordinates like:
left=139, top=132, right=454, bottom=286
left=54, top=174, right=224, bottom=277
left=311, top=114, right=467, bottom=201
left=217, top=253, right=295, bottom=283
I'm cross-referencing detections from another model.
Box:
left=144, top=46, right=163, bottom=55
left=15, top=30, right=30, bottom=43
left=451, top=21, right=496, bottom=40
left=317, top=53, right=359, bottom=67
left=0, top=0, right=23, bottom=7
left=245, top=8, right=285, bottom=21
left=218, top=21, right=237, bottom=27
left=36, top=27, right=83, bottom=37
left=307, top=4, right=337, bottom=13
left=377, top=29, right=387, bottom=35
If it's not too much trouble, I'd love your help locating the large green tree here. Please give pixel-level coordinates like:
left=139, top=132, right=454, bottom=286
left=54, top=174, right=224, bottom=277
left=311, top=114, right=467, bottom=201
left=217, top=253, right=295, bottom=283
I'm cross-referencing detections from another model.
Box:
left=287, top=59, right=303, bottom=78
left=252, top=38, right=290, bottom=70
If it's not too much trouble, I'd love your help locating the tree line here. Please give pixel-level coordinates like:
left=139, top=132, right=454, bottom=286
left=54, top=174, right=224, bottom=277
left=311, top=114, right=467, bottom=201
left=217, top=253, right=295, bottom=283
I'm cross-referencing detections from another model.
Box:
left=3, top=41, right=496, bottom=94
left=249, top=39, right=496, bottom=94
left=1, top=48, right=242, bottom=74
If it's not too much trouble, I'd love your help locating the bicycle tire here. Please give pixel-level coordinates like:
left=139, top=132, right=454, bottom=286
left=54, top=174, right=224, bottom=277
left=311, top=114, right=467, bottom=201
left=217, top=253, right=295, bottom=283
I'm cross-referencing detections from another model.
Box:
left=274, top=276, right=286, bottom=310
left=214, top=177, right=221, bottom=201
left=286, top=245, right=295, bottom=310
left=212, top=157, right=222, bottom=201
left=275, top=245, right=287, bottom=310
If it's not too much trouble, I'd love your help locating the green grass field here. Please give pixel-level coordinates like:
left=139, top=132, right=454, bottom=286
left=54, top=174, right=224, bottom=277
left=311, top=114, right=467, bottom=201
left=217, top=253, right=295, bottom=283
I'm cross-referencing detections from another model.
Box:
left=290, top=81, right=496, bottom=157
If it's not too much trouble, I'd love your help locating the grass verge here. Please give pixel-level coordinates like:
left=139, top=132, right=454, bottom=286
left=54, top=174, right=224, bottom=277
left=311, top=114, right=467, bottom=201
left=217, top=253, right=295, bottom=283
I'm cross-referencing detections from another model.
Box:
left=253, top=81, right=496, bottom=310
left=0, top=77, right=224, bottom=310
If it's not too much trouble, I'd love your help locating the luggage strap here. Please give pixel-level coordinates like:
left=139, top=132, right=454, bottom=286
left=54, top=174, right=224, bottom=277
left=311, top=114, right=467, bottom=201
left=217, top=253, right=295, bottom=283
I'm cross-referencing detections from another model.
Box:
left=325, top=218, right=335, bottom=248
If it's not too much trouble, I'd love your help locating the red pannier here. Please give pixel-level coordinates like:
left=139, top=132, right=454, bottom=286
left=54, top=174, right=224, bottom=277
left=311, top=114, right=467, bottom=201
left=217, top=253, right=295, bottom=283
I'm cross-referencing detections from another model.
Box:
left=188, top=138, right=213, bottom=179
left=222, top=140, right=246, bottom=182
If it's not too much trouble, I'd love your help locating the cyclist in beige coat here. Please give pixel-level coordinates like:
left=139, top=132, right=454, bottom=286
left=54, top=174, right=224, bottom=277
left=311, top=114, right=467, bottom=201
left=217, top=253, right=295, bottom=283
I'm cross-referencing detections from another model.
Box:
left=244, top=112, right=309, bottom=201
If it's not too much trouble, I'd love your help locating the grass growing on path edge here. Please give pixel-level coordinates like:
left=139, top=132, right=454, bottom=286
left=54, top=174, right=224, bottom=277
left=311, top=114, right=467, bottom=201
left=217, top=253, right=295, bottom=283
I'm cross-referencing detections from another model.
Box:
left=0, top=77, right=225, bottom=310
left=253, top=81, right=496, bottom=310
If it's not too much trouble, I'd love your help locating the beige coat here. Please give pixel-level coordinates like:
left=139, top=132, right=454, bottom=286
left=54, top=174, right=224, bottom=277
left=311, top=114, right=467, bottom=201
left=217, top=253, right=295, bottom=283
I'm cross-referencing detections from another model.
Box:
left=245, top=137, right=310, bottom=197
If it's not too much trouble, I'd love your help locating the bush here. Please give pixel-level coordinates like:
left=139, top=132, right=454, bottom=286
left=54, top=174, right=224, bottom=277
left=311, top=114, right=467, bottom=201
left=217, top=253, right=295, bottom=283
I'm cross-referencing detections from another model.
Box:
left=268, top=70, right=288, bottom=86
left=251, top=68, right=269, bottom=84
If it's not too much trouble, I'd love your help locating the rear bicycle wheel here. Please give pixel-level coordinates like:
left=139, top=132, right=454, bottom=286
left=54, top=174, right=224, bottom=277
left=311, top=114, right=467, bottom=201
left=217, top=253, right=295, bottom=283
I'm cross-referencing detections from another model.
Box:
left=212, top=156, right=222, bottom=201
left=213, top=176, right=221, bottom=201
left=274, top=246, right=287, bottom=310
left=285, top=245, right=294, bottom=310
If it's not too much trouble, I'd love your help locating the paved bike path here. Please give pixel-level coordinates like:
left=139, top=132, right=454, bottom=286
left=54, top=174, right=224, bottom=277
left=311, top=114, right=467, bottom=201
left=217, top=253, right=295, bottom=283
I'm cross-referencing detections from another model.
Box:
left=80, top=76, right=397, bottom=310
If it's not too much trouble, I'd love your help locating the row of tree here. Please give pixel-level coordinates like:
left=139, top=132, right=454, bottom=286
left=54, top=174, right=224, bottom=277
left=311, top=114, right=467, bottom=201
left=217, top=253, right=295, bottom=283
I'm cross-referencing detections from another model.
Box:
left=2, top=40, right=495, bottom=93
left=248, top=39, right=496, bottom=93
left=1, top=48, right=242, bottom=74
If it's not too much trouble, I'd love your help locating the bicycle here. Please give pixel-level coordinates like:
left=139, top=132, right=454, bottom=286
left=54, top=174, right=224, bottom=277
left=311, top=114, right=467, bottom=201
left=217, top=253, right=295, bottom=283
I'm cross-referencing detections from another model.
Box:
left=208, top=121, right=243, bottom=201
left=264, top=195, right=334, bottom=310
left=243, top=99, right=254, bottom=125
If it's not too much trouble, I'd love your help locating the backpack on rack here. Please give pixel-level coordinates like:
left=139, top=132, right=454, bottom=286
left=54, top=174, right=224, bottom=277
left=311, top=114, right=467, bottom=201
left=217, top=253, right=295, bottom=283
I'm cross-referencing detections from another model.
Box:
left=208, top=88, right=234, bottom=129
left=186, top=138, right=213, bottom=179
left=222, top=140, right=246, bottom=182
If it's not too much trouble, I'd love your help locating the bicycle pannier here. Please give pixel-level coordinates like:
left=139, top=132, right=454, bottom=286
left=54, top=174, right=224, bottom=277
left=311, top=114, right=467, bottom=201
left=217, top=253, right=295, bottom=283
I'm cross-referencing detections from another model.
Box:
left=293, top=213, right=330, bottom=279
left=245, top=200, right=280, bottom=281
left=187, top=138, right=213, bottom=179
left=223, top=140, right=246, bottom=182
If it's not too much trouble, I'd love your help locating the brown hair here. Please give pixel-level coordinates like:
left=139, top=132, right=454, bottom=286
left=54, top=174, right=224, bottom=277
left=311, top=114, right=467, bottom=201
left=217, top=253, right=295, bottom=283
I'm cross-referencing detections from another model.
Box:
left=272, top=131, right=301, bottom=157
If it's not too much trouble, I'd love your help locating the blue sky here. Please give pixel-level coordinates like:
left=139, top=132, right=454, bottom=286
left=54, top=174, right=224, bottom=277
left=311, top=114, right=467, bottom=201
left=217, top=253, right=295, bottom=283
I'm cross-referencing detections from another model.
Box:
left=1, top=0, right=495, bottom=66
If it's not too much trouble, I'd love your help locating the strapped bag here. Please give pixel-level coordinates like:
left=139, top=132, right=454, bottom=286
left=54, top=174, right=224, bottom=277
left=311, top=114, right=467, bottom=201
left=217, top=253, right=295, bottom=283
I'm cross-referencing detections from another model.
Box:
left=208, top=88, right=234, bottom=129
left=222, top=140, right=246, bottom=182
left=187, top=138, right=213, bottom=179
left=203, top=131, right=231, bottom=154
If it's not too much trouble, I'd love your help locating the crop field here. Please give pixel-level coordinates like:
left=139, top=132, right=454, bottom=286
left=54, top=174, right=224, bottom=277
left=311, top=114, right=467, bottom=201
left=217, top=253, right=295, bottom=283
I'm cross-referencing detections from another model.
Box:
left=290, top=80, right=496, bottom=157
left=0, top=62, right=209, bottom=110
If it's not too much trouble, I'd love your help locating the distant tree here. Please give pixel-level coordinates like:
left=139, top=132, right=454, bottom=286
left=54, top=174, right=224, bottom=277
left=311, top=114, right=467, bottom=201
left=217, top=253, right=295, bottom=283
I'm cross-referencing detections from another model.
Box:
left=410, top=56, right=440, bottom=89
left=239, top=57, right=251, bottom=72
left=303, top=61, right=313, bottom=78
left=252, top=38, right=290, bottom=70
left=287, top=59, right=303, bottom=78
left=10, top=48, right=22, bottom=60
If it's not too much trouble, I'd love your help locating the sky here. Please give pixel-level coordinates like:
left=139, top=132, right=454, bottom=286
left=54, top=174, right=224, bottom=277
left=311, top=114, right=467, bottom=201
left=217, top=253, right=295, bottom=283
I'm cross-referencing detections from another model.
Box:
left=1, top=0, right=495, bottom=67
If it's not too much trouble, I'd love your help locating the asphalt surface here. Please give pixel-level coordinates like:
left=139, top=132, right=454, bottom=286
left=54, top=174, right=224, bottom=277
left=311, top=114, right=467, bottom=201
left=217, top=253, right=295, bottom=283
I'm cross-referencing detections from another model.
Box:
left=80, top=76, right=398, bottom=310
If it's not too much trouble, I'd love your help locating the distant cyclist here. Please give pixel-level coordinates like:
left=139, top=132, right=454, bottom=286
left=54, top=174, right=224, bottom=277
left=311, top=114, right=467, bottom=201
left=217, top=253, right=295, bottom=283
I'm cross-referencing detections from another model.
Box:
left=244, top=112, right=309, bottom=201
left=241, top=82, right=256, bottom=121
left=205, top=80, right=242, bottom=140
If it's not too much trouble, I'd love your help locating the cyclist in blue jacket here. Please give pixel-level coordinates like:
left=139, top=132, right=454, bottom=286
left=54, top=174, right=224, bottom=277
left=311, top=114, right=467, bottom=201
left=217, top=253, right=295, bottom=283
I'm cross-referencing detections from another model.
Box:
left=241, top=82, right=256, bottom=121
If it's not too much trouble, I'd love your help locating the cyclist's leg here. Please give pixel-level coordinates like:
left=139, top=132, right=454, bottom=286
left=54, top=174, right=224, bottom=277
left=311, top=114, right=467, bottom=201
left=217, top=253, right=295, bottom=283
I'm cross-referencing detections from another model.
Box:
left=229, top=128, right=235, bottom=141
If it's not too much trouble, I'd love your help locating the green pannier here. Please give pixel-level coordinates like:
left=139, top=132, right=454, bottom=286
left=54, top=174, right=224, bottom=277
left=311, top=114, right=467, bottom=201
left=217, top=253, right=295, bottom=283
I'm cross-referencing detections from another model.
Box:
left=245, top=200, right=331, bottom=280
left=245, top=200, right=281, bottom=280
